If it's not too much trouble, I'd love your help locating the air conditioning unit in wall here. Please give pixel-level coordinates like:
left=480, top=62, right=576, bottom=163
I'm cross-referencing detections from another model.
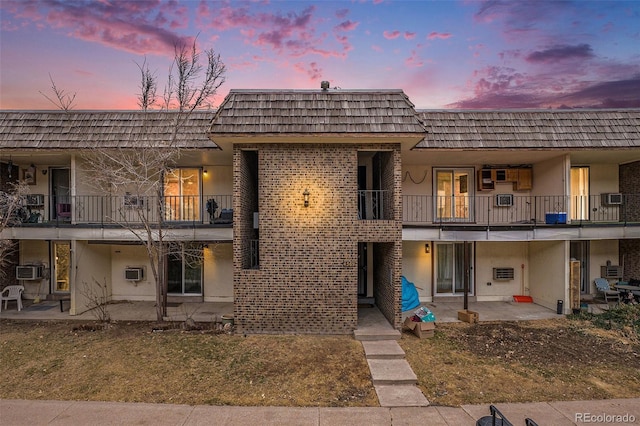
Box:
left=495, top=194, right=514, bottom=207
left=124, top=267, right=144, bottom=281
left=25, top=194, right=45, bottom=206
left=601, top=193, right=623, bottom=206
left=16, top=265, right=44, bottom=280
left=493, top=267, right=515, bottom=281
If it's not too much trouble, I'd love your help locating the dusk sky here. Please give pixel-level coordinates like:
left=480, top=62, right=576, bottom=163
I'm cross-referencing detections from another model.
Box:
left=1, top=0, right=639, bottom=110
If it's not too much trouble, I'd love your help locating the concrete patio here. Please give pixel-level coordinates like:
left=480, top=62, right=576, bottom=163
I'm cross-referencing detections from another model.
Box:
left=0, top=300, right=234, bottom=323
left=1, top=299, right=564, bottom=324
left=417, top=300, right=560, bottom=322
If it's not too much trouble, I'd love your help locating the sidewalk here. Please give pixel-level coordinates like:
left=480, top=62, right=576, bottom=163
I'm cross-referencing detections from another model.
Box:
left=2, top=398, right=639, bottom=425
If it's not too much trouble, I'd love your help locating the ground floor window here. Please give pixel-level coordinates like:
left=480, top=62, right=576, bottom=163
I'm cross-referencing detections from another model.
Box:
left=167, top=245, right=202, bottom=295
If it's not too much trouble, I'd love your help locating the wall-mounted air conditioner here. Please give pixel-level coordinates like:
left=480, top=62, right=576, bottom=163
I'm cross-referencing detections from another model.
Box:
left=493, top=267, right=515, bottom=281
left=123, top=193, right=144, bottom=208
left=601, top=264, right=623, bottom=279
left=601, top=193, right=623, bottom=206
left=124, top=267, right=144, bottom=281
left=495, top=194, right=514, bottom=207
left=16, top=265, right=44, bottom=280
left=25, top=194, right=45, bottom=206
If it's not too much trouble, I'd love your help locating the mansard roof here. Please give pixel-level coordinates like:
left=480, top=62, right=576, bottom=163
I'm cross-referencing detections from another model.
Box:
left=209, top=89, right=427, bottom=137
left=0, top=110, right=218, bottom=149
left=416, top=110, right=640, bottom=149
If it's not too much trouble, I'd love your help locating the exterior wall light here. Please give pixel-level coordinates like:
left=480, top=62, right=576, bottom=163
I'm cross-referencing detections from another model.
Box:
left=425, top=243, right=430, bottom=254
left=303, top=188, right=310, bottom=207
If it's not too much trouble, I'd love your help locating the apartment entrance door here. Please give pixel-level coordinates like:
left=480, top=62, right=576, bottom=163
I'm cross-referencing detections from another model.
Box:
left=435, top=242, right=474, bottom=295
left=570, top=241, right=590, bottom=294
left=53, top=242, right=71, bottom=294
left=50, top=168, right=70, bottom=220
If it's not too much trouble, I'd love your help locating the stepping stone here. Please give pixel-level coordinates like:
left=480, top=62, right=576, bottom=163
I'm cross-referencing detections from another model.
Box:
left=354, top=328, right=402, bottom=341
left=375, top=384, right=429, bottom=407
left=367, top=359, right=417, bottom=385
left=362, top=340, right=406, bottom=359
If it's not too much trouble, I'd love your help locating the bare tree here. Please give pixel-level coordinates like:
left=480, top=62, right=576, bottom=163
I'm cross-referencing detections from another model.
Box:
left=80, top=38, right=225, bottom=322
left=39, top=74, right=77, bottom=111
left=0, top=182, right=29, bottom=284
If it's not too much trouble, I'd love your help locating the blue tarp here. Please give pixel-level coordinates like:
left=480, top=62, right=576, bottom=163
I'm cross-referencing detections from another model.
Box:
left=401, top=276, right=420, bottom=312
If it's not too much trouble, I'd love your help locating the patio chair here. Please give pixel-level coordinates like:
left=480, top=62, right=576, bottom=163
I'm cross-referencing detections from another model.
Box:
left=0, top=285, right=24, bottom=312
left=56, top=203, right=72, bottom=219
left=594, top=278, right=620, bottom=305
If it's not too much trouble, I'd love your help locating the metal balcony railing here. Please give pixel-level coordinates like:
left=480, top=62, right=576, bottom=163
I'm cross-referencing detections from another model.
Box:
left=15, top=194, right=233, bottom=226
left=358, top=190, right=391, bottom=220
left=403, top=194, right=640, bottom=226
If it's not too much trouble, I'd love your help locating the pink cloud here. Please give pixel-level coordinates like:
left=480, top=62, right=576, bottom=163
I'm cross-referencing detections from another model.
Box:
left=3, top=0, right=191, bottom=55
left=197, top=3, right=349, bottom=59
left=405, top=50, right=424, bottom=68
left=383, top=30, right=401, bottom=40
left=293, top=61, right=323, bottom=80
left=335, top=8, right=349, bottom=19
left=334, top=20, right=358, bottom=32
left=404, top=32, right=416, bottom=40
left=427, top=32, right=451, bottom=40
left=526, top=44, right=594, bottom=63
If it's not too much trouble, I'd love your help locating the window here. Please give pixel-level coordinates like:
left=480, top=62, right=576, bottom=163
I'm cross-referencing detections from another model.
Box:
left=434, top=169, right=474, bottom=222
left=167, top=244, right=203, bottom=295
left=164, top=168, right=201, bottom=221
left=435, top=242, right=473, bottom=295
left=570, top=167, right=589, bottom=221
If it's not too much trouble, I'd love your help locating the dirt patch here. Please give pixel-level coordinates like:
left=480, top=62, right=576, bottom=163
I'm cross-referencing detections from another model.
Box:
left=400, top=318, right=640, bottom=406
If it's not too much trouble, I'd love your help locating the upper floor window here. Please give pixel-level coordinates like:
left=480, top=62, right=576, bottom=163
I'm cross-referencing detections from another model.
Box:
left=164, top=168, right=201, bottom=221
left=434, top=168, right=474, bottom=222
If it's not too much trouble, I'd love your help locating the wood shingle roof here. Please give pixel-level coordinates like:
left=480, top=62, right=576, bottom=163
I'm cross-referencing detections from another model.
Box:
left=209, top=89, right=427, bottom=136
left=0, top=111, right=218, bottom=149
left=416, top=110, right=640, bottom=149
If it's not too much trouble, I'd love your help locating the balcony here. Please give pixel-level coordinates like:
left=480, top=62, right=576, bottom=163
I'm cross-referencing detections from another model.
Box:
left=358, top=190, right=392, bottom=220
left=403, top=194, right=640, bottom=227
left=13, top=194, right=233, bottom=227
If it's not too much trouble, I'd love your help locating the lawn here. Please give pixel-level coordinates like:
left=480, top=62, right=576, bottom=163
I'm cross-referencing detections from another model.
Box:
left=1, top=305, right=638, bottom=407
left=0, top=321, right=377, bottom=407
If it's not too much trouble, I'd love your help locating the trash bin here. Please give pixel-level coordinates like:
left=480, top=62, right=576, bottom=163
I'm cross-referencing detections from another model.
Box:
left=556, top=299, right=563, bottom=314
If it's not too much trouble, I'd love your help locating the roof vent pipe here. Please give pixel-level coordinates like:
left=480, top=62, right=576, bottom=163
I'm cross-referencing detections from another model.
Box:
left=320, top=81, right=330, bottom=90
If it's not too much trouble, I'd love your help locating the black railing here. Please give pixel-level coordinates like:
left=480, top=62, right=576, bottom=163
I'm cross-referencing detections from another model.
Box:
left=16, top=194, right=232, bottom=226
left=358, top=190, right=391, bottom=220
left=403, top=194, right=640, bottom=226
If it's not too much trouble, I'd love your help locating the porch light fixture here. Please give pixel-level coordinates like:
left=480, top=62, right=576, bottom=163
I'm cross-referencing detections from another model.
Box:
left=203, top=169, right=208, bottom=175
left=303, top=188, right=310, bottom=207
left=425, top=243, right=430, bottom=254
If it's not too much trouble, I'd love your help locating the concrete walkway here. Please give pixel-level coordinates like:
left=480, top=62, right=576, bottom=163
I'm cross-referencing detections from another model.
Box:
left=2, top=398, right=639, bottom=425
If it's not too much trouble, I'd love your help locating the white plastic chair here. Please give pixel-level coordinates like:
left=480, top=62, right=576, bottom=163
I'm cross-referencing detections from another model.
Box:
left=594, top=278, right=620, bottom=305
left=0, top=285, right=24, bottom=312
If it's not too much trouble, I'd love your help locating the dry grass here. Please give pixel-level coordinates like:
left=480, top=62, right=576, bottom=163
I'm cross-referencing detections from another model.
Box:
left=0, top=320, right=377, bottom=407
left=2, top=314, right=639, bottom=408
left=400, top=318, right=640, bottom=406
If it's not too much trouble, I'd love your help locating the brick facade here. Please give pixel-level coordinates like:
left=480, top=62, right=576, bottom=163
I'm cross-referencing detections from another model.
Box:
left=619, top=161, right=640, bottom=280
left=233, top=143, right=402, bottom=334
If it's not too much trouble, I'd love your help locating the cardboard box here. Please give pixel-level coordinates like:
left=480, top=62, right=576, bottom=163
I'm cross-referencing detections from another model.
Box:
left=457, top=309, right=479, bottom=324
left=403, top=317, right=436, bottom=338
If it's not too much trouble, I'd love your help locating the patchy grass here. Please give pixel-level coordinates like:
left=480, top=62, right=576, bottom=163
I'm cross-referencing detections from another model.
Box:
left=0, top=320, right=377, bottom=407
left=400, top=313, right=640, bottom=407
left=2, top=307, right=640, bottom=408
